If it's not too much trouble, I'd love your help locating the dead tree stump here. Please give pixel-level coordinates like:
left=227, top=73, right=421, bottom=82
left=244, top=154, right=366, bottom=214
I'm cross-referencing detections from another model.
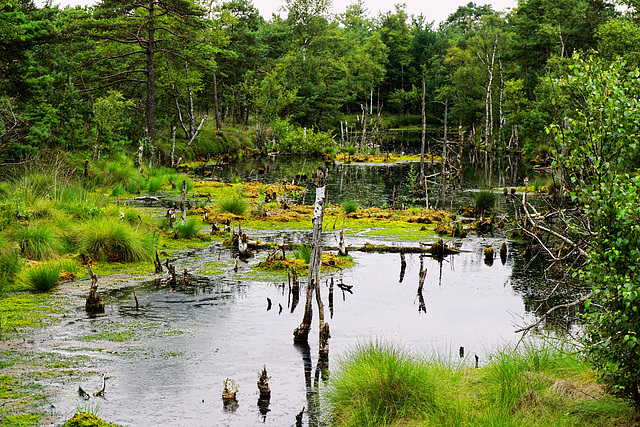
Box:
left=257, top=365, right=271, bottom=398
left=85, top=265, right=104, bottom=314
left=293, top=167, right=327, bottom=344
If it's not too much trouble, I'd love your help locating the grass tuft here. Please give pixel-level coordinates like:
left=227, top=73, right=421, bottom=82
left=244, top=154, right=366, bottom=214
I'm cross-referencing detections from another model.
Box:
left=326, top=341, right=448, bottom=426
left=475, top=190, right=496, bottom=215
left=24, top=262, right=60, bottom=293
left=293, top=244, right=311, bottom=264
left=219, top=197, right=248, bottom=216
left=15, top=223, right=64, bottom=260
left=341, top=200, right=359, bottom=215
left=77, top=218, right=155, bottom=263
left=175, top=218, right=200, bottom=239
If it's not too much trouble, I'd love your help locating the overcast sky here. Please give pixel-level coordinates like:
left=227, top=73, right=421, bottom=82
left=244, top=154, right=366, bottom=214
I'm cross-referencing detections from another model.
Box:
left=46, top=0, right=517, bottom=25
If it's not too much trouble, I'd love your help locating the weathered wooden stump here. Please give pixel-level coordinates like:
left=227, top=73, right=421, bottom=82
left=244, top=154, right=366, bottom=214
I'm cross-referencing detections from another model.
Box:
left=85, top=265, right=104, bottom=314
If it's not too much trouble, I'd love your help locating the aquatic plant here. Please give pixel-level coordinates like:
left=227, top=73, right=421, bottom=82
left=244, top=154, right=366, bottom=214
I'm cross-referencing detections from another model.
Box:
left=219, top=197, right=248, bottom=216
left=175, top=177, right=195, bottom=192
left=345, top=146, right=356, bottom=156
left=110, top=184, right=126, bottom=196
left=474, top=190, right=496, bottom=215
left=341, top=200, right=358, bottom=215
left=77, top=218, right=155, bottom=263
left=0, top=245, right=22, bottom=292
left=293, top=244, right=311, bottom=264
left=24, top=262, right=61, bottom=293
left=92, top=155, right=144, bottom=190
left=176, top=218, right=200, bottom=239
left=15, top=223, right=64, bottom=260
left=325, top=340, right=445, bottom=426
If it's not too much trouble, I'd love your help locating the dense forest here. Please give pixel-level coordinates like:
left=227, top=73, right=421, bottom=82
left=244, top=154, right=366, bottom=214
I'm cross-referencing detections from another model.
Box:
left=2, top=0, right=636, bottom=165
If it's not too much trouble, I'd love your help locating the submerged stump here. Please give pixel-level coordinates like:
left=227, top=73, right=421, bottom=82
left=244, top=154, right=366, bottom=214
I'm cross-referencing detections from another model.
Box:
left=85, top=265, right=104, bottom=314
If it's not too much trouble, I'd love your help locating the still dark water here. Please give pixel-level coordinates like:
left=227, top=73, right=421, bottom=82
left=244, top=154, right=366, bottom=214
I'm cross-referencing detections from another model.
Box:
left=40, top=154, right=553, bottom=426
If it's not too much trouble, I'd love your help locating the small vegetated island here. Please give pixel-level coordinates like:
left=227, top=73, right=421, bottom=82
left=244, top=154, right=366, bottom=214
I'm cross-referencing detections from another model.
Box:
left=2, top=0, right=640, bottom=424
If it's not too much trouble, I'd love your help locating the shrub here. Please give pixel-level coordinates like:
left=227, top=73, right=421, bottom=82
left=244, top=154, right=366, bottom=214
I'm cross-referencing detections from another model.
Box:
left=175, top=218, right=200, bottom=239
left=341, top=201, right=358, bottom=215
left=25, top=262, right=60, bottom=293
left=77, top=218, right=155, bottom=263
left=219, top=197, right=248, bottom=216
left=275, top=122, right=334, bottom=155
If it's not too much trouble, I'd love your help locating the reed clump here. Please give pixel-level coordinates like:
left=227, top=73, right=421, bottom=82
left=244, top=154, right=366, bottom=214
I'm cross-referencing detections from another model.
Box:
left=24, top=262, right=61, bottom=293
left=218, top=197, right=248, bottom=216
left=77, top=218, right=155, bottom=263
left=325, top=341, right=639, bottom=427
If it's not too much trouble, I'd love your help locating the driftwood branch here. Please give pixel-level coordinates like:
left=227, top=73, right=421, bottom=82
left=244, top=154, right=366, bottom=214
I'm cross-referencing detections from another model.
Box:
left=515, top=291, right=593, bottom=333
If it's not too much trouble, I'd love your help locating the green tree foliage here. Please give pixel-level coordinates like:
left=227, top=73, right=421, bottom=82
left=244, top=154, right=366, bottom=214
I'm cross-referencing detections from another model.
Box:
left=80, top=0, right=207, bottom=152
left=549, top=55, right=640, bottom=407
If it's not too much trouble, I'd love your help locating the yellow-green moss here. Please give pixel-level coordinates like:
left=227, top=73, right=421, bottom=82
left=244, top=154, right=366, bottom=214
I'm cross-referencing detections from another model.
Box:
left=64, top=412, right=117, bottom=427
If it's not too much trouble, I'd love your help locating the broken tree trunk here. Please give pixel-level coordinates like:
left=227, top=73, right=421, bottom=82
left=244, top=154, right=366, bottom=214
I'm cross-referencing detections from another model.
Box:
left=180, top=180, right=187, bottom=221
left=85, top=265, right=104, bottom=313
left=154, top=251, right=163, bottom=273
left=293, top=167, right=327, bottom=344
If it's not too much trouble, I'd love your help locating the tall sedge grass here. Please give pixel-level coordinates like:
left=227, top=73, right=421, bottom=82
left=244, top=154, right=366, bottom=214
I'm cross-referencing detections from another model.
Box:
left=293, top=244, right=311, bottom=264
left=147, top=176, right=164, bottom=192
left=77, top=218, right=155, bottom=263
left=15, top=223, right=64, bottom=260
left=325, top=340, right=637, bottom=427
left=325, top=341, right=454, bottom=426
left=174, top=177, right=195, bottom=193
left=176, top=218, right=200, bottom=239
left=341, top=200, right=358, bottom=215
left=218, top=197, right=248, bottom=216
left=0, top=245, right=22, bottom=293
left=24, top=262, right=60, bottom=293
left=92, top=155, right=144, bottom=190
left=475, top=190, right=496, bottom=215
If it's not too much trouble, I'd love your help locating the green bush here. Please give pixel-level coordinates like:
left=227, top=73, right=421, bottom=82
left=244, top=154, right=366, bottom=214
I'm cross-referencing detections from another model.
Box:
left=24, top=262, right=60, bottom=293
left=77, top=218, right=155, bottom=263
left=218, top=197, right=248, bottom=216
left=274, top=120, right=334, bottom=155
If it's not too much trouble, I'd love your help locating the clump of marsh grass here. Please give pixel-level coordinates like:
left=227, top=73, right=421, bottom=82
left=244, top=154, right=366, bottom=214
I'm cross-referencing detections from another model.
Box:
left=14, top=223, right=64, bottom=260
left=92, top=155, right=144, bottom=190
left=0, top=245, right=23, bottom=293
left=146, top=176, right=164, bottom=192
left=77, top=218, right=155, bottom=263
left=341, top=200, right=358, bottom=215
left=474, top=190, right=496, bottom=216
left=24, top=262, right=61, bottom=293
left=219, top=197, right=248, bottom=216
left=325, top=341, right=449, bottom=426
left=174, top=177, right=195, bottom=193
left=293, top=244, right=311, bottom=264
left=175, top=218, right=200, bottom=239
